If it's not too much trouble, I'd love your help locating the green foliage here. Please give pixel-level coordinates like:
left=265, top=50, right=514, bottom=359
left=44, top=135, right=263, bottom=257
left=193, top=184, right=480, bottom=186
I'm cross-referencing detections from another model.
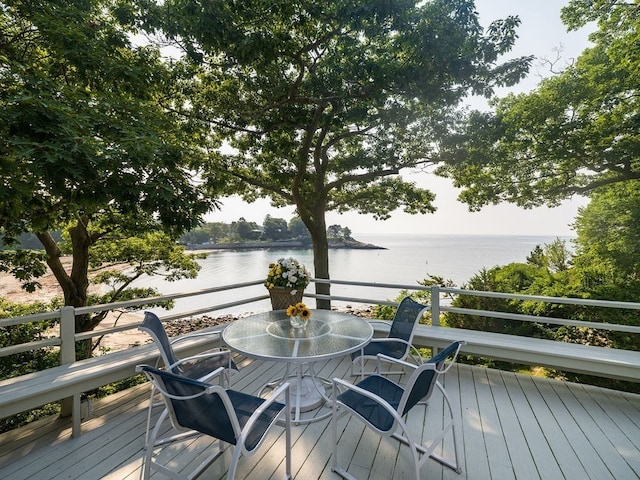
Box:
left=179, top=223, right=233, bottom=245
left=544, top=238, right=571, bottom=273
left=0, top=0, right=215, bottom=327
left=572, top=181, right=640, bottom=284
left=262, top=215, right=289, bottom=241
left=179, top=228, right=211, bottom=245
left=526, top=245, right=546, bottom=268
left=0, top=230, right=201, bottom=356
left=0, top=250, right=48, bottom=292
left=74, top=231, right=200, bottom=337
left=327, top=225, right=347, bottom=239
left=444, top=225, right=640, bottom=354
left=1, top=0, right=212, bottom=239
left=445, top=264, right=554, bottom=338
left=0, top=298, right=61, bottom=433
left=437, top=1, right=640, bottom=208
left=372, top=275, right=450, bottom=323
left=0, top=299, right=59, bottom=380
left=288, top=217, right=311, bottom=241
left=92, top=373, right=147, bottom=397
left=155, top=0, right=532, bottom=300
left=0, top=402, right=60, bottom=434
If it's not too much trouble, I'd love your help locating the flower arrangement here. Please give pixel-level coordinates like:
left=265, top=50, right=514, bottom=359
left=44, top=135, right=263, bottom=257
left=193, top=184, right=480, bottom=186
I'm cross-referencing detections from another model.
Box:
left=286, top=302, right=312, bottom=321
left=264, top=257, right=310, bottom=292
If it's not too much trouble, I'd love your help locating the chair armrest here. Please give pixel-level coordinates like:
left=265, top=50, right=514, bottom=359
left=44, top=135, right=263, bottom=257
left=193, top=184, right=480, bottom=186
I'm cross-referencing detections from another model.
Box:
left=367, top=320, right=392, bottom=330
left=136, top=364, right=226, bottom=399
left=256, top=382, right=290, bottom=412
left=375, top=353, right=417, bottom=372
left=368, top=337, right=411, bottom=348
left=408, top=344, right=424, bottom=364
left=428, top=341, right=466, bottom=374
left=168, top=350, right=232, bottom=371
left=170, top=330, right=223, bottom=348
left=435, top=359, right=456, bottom=375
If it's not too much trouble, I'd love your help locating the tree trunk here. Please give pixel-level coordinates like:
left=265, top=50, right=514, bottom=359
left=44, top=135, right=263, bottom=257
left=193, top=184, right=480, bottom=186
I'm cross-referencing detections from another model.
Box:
left=306, top=210, right=331, bottom=310
left=37, top=219, right=94, bottom=359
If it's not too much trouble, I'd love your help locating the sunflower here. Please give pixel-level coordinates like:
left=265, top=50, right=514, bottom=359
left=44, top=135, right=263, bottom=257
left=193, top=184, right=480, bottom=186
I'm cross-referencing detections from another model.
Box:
left=286, top=302, right=312, bottom=320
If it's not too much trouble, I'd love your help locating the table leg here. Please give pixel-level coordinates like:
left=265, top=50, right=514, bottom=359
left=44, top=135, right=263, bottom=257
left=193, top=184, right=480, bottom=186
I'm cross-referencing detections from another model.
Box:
left=260, top=362, right=332, bottom=424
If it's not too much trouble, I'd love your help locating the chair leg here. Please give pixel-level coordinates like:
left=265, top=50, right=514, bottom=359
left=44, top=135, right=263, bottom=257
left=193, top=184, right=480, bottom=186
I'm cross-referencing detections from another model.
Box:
left=391, top=387, right=462, bottom=475
left=332, top=383, right=338, bottom=471
left=140, top=447, right=152, bottom=480
left=330, top=383, right=356, bottom=479
left=227, top=441, right=243, bottom=480
left=284, top=387, right=292, bottom=480
left=442, top=384, right=463, bottom=473
left=143, top=385, right=157, bottom=449
left=141, top=408, right=169, bottom=480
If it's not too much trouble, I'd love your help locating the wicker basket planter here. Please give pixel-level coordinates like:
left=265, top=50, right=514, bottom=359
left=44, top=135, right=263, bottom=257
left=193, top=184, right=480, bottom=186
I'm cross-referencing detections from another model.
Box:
left=268, top=287, right=304, bottom=310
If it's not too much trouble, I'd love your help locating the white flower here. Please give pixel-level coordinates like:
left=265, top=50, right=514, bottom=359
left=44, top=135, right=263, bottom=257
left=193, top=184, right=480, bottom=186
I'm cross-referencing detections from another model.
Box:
left=265, top=257, right=310, bottom=289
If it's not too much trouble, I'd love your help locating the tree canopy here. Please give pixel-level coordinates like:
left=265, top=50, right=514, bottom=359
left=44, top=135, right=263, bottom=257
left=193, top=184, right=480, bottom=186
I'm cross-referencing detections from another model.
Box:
left=153, top=0, right=532, bottom=307
left=435, top=0, right=640, bottom=209
left=572, top=180, right=640, bottom=293
left=0, top=0, right=214, bottom=335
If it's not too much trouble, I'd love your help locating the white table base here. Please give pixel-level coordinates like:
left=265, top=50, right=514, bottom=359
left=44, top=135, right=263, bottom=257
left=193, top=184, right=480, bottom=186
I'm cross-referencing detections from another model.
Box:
left=260, top=362, right=332, bottom=424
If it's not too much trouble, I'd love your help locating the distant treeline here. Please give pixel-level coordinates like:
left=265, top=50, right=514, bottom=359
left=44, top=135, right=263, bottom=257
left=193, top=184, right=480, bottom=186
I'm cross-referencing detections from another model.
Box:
left=179, top=215, right=353, bottom=245
left=2, top=218, right=353, bottom=250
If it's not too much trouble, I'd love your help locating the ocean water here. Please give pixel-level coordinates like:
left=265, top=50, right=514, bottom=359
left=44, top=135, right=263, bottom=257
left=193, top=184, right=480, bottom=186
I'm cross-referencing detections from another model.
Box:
left=134, top=233, right=574, bottom=316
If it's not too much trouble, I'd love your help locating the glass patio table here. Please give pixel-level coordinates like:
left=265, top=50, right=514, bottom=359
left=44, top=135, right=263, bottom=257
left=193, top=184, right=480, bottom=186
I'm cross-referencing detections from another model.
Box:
left=222, top=309, right=373, bottom=424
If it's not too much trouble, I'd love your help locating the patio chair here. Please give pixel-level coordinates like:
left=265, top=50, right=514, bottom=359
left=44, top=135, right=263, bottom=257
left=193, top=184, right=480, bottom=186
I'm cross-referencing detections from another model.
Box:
left=137, top=365, right=292, bottom=480
left=332, top=340, right=465, bottom=480
left=351, top=296, right=428, bottom=378
left=139, top=311, right=238, bottom=447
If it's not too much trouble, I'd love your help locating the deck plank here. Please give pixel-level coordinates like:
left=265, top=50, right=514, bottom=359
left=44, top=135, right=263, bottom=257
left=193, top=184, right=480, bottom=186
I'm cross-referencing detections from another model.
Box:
left=548, top=380, right=630, bottom=479
left=472, top=367, right=514, bottom=479
left=519, top=375, right=592, bottom=479
left=457, top=363, right=492, bottom=479
left=0, top=358, right=639, bottom=480
left=487, top=369, right=539, bottom=480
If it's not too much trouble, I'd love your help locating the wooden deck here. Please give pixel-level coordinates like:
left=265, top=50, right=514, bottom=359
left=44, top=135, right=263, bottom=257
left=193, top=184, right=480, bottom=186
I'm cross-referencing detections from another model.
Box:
left=0, top=354, right=639, bottom=480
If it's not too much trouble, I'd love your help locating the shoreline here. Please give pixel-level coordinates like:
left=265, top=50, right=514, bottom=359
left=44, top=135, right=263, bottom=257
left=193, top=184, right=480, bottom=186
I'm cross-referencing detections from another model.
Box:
left=186, top=237, right=386, bottom=251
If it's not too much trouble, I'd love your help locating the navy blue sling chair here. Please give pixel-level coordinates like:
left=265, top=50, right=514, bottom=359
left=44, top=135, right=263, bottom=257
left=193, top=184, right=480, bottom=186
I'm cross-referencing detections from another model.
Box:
left=137, top=365, right=292, bottom=480
left=139, top=311, right=238, bottom=447
left=351, top=296, right=429, bottom=378
left=333, top=340, right=465, bottom=480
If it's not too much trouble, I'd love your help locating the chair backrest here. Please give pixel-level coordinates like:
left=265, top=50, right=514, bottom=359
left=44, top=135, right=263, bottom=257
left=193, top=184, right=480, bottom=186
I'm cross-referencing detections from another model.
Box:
left=140, top=312, right=180, bottom=369
left=388, top=296, right=428, bottom=342
left=140, top=365, right=238, bottom=445
left=399, top=340, right=464, bottom=416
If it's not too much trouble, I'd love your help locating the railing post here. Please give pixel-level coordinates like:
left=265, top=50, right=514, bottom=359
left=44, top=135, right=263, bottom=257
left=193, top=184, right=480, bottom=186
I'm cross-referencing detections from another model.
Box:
left=60, top=306, right=76, bottom=366
left=59, top=306, right=81, bottom=436
left=430, top=285, right=441, bottom=326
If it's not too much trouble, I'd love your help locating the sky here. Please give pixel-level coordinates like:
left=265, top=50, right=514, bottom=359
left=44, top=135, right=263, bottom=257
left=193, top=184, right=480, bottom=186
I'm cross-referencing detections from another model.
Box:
left=204, top=1, right=595, bottom=237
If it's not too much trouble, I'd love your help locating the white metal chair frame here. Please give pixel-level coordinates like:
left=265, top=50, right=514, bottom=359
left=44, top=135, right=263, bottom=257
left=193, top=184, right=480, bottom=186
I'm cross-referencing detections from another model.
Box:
left=351, top=297, right=429, bottom=378
left=333, top=343, right=464, bottom=480
left=137, top=365, right=292, bottom=480
left=139, top=312, right=238, bottom=448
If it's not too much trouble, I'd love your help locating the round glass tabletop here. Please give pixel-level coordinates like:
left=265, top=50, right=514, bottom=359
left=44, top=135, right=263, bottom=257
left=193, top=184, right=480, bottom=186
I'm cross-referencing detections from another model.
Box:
left=222, top=310, right=373, bottom=362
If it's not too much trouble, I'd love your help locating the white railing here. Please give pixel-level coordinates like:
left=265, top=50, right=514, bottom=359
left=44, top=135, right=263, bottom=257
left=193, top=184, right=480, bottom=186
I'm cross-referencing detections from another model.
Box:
left=431, top=286, right=640, bottom=334
left=0, top=279, right=268, bottom=362
left=3, top=279, right=640, bottom=362
left=2, top=278, right=640, bottom=372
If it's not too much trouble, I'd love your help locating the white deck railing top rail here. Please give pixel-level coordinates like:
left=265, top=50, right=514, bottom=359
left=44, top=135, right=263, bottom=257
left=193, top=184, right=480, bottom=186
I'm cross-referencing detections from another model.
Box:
left=2, top=278, right=640, bottom=362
